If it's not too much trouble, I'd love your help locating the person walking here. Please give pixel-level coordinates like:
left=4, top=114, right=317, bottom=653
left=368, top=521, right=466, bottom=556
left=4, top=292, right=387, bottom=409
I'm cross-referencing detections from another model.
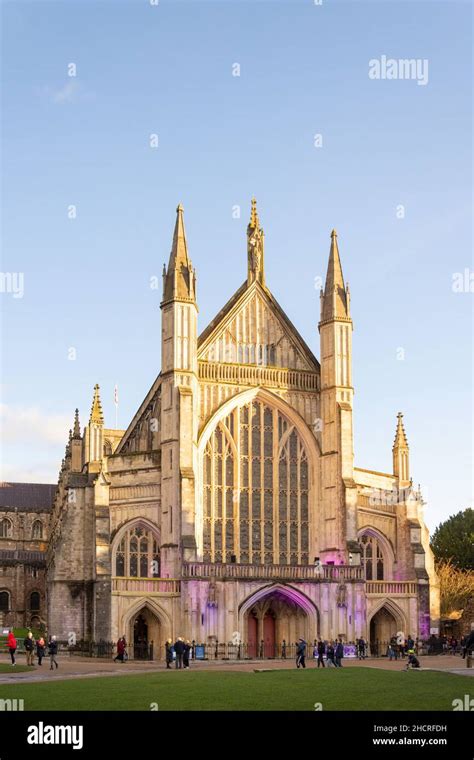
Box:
left=317, top=639, right=325, bottom=668
left=183, top=640, right=191, bottom=669
left=462, top=629, right=474, bottom=659
left=48, top=635, right=59, bottom=670
left=24, top=631, right=35, bottom=666
left=7, top=629, right=16, bottom=666
left=357, top=637, right=366, bottom=660
left=114, top=636, right=126, bottom=663
left=326, top=642, right=336, bottom=667
left=165, top=639, right=174, bottom=669
left=389, top=635, right=398, bottom=660
left=174, top=637, right=185, bottom=669
left=296, top=638, right=306, bottom=669
left=36, top=636, right=45, bottom=666
left=335, top=639, right=344, bottom=667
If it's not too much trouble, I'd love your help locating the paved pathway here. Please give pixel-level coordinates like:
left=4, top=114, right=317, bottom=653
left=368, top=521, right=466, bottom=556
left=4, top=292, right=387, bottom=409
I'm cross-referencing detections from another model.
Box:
left=0, top=653, right=471, bottom=684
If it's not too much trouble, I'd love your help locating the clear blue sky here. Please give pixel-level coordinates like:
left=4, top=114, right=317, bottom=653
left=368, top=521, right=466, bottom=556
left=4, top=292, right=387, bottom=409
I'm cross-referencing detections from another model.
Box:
left=1, top=0, right=472, bottom=531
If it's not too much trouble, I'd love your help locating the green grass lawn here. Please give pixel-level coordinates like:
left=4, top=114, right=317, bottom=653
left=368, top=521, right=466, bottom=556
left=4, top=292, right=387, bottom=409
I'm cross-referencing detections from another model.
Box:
left=0, top=664, right=31, bottom=673
left=0, top=668, right=469, bottom=711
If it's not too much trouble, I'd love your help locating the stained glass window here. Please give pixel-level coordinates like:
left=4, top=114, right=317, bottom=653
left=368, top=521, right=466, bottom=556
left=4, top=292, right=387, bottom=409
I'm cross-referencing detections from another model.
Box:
left=114, top=525, right=160, bottom=577
left=203, top=400, right=310, bottom=564
left=359, top=534, right=385, bottom=580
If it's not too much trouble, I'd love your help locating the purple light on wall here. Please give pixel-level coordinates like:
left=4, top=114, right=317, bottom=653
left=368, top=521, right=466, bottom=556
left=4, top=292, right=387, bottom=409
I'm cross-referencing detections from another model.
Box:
left=322, top=552, right=341, bottom=565
left=419, top=612, right=430, bottom=639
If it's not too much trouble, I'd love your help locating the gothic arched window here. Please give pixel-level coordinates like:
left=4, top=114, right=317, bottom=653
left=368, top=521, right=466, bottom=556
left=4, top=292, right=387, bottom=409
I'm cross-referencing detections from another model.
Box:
left=203, top=399, right=310, bottom=565
left=32, top=520, right=43, bottom=540
left=0, top=518, right=12, bottom=538
left=0, top=591, right=10, bottom=612
left=30, top=592, right=40, bottom=611
left=359, top=534, right=385, bottom=580
left=114, top=525, right=160, bottom=578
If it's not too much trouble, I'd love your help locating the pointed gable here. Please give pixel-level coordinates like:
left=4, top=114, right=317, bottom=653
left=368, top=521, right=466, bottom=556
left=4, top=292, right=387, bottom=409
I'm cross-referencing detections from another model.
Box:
left=198, top=280, right=319, bottom=372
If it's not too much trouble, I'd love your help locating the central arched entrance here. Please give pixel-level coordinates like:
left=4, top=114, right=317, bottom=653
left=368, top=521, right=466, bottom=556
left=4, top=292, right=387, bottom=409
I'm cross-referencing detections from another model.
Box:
left=241, top=584, right=318, bottom=658
left=125, top=604, right=162, bottom=660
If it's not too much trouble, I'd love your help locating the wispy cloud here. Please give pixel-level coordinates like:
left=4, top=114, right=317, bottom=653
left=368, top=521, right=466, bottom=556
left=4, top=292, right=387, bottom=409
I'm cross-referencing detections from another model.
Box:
left=0, top=403, right=71, bottom=445
left=35, top=80, right=94, bottom=105
left=0, top=461, right=58, bottom=484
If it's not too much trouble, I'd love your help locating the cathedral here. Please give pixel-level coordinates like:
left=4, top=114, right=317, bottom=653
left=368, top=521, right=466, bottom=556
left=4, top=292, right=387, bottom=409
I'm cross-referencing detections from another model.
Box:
left=44, top=200, right=440, bottom=656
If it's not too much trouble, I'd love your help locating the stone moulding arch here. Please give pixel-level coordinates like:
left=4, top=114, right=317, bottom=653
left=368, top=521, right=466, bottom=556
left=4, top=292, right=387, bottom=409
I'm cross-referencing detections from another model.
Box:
left=121, top=596, right=173, bottom=640
left=357, top=525, right=395, bottom=578
left=198, top=386, right=321, bottom=457
left=238, top=582, right=320, bottom=632
left=367, top=597, right=408, bottom=634
left=110, top=517, right=161, bottom=556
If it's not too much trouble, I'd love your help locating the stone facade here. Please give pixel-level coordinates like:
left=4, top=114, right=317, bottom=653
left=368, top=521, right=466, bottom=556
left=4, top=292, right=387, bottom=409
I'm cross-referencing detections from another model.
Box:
left=0, top=482, right=55, bottom=630
left=45, top=200, right=440, bottom=656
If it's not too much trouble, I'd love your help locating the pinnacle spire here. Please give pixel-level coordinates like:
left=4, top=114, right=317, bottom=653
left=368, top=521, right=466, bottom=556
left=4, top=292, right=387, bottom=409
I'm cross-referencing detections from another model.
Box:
left=248, top=197, right=260, bottom=230
left=89, top=384, right=104, bottom=425
left=393, top=412, right=409, bottom=450
left=320, top=228, right=348, bottom=323
left=247, top=197, right=265, bottom=286
left=162, top=203, right=196, bottom=304
left=393, top=412, right=410, bottom=484
left=73, top=408, right=81, bottom=439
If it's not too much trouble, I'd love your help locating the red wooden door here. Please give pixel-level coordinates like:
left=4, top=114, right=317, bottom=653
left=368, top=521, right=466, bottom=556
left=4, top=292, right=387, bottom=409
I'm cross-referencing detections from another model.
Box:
left=264, top=613, right=275, bottom=658
left=248, top=615, right=257, bottom=658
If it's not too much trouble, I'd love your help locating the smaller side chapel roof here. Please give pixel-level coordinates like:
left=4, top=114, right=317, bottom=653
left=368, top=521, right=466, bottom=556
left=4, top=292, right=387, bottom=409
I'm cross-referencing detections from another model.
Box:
left=0, top=482, right=56, bottom=512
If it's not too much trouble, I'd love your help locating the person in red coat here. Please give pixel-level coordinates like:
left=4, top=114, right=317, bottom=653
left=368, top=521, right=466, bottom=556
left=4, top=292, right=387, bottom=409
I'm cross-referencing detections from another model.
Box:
left=7, top=630, right=17, bottom=665
left=114, top=636, right=126, bottom=663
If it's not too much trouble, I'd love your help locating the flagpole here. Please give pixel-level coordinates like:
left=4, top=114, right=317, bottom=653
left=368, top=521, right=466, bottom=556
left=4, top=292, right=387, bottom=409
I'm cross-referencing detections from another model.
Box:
left=114, top=384, right=119, bottom=429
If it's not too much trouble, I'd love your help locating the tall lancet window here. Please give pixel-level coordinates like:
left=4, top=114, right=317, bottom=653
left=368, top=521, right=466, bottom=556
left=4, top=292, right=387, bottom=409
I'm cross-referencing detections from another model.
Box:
left=359, top=534, right=385, bottom=580
left=203, top=400, right=310, bottom=565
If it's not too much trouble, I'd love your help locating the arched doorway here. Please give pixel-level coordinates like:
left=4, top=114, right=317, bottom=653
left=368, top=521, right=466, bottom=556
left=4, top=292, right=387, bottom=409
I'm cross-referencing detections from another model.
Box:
left=370, top=606, right=398, bottom=653
left=243, top=586, right=318, bottom=658
left=134, top=614, right=149, bottom=659
left=128, top=606, right=161, bottom=660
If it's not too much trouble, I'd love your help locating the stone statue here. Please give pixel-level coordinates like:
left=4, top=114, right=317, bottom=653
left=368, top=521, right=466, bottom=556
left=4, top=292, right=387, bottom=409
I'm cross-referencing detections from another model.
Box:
left=336, top=583, right=347, bottom=608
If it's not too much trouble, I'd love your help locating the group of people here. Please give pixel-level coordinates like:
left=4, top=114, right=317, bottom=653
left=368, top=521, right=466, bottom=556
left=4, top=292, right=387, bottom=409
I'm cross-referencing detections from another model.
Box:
left=6, top=629, right=59, bottom=670
left=165, top=638, right=192, bottom=669
left=387, top=634, right=417, bottom=661
left=295, top=638, right=346, bottom=668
